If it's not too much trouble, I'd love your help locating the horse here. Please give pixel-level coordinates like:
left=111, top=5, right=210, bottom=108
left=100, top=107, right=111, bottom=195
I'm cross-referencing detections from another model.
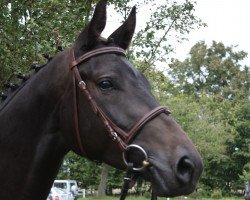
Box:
left=0, top=0, right=203, bottom=199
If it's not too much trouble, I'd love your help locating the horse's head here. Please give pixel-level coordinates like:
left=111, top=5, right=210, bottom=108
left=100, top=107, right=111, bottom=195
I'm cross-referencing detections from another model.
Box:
left=61, top=0, right=203, bottom=197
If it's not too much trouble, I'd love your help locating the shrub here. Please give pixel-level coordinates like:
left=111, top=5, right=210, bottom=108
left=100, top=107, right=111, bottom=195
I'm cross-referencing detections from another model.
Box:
left=211, top=189, right=223, bottom=199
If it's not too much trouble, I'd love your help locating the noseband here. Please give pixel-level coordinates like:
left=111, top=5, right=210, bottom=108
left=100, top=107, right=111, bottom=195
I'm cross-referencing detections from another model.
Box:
left=69, top=46, right=171, bottom=164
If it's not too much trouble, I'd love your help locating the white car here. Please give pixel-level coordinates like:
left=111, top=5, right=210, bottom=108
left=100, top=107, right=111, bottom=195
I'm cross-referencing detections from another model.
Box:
left=53, top=180, right=79, bottom=199
left=47, top=187, right=74, bottom=200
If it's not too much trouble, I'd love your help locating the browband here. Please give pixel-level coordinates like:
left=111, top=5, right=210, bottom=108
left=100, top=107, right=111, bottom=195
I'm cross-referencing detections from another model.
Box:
left=70, top=47, right=126, bottom=69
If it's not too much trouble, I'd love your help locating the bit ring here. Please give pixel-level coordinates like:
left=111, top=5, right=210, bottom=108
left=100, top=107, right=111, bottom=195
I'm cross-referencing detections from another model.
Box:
left=122, top=144, right=149, bottom=171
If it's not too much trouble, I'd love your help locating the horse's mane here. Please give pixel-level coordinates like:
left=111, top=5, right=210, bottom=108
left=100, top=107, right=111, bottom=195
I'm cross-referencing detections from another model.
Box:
left=0, top=37, right=115, bottom=112
left=0, top=54, right=54, bottom=112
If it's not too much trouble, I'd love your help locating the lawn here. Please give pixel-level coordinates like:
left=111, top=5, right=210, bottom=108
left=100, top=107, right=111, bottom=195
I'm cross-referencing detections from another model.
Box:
left=77, top=196, right=243, bottom=200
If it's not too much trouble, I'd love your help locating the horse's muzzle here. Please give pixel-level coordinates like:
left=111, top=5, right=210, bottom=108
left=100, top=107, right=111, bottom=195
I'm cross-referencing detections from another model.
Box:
left=146, top=153, right=203, bottom=197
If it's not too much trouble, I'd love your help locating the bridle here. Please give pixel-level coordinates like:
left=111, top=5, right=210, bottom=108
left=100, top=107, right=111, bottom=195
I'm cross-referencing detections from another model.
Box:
left=69, top=46, right=170, bottom=199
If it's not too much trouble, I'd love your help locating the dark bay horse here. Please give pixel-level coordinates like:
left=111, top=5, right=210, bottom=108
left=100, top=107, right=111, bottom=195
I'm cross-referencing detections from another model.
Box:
left=0, top=0, right=203, bottom=199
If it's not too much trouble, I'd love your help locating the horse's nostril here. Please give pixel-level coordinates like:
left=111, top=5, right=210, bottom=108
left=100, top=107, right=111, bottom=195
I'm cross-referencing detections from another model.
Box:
left=176, top=157, right=195, bottom=185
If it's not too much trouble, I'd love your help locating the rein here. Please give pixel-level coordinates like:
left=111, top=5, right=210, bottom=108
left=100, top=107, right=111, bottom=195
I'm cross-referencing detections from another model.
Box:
left=69, top=46, right=171, bottom=199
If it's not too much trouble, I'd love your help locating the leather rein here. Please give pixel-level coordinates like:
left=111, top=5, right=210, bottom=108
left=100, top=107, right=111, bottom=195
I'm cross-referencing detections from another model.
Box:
left=69, top=46, right=170, bottom=199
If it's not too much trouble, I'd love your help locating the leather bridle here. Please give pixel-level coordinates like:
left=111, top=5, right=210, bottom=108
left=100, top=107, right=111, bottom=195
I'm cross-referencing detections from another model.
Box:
left=69, top=46, right=171, bottom=200
left=69, top=46, right=171, bottom=165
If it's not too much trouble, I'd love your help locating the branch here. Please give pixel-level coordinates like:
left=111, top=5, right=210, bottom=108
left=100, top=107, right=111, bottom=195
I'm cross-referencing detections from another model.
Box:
left=140, top=17, right=177, bottom=74
left=147, top=18, right=176, bottom=66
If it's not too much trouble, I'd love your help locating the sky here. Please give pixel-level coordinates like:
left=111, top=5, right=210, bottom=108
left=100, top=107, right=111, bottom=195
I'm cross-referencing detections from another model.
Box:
left=104, top=0, right=250, bottom=65
left=174, top=0, right=250, bottom=64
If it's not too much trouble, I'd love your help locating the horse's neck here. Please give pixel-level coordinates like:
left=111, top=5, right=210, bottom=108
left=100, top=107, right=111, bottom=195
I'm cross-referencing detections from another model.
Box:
left=0, top=51, right=70, bottom=200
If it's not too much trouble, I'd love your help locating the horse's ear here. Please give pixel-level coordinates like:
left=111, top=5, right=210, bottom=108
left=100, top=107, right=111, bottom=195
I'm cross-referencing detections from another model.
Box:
left=108, top=6, right=136, bottom=50
left=74, top=0, right=107, bottom=51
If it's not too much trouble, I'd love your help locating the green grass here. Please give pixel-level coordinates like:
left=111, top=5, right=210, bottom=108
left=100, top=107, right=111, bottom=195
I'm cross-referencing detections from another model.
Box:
left=77, top=196, right=243, bottom=200
left=78, top=197, right=156, bottom=200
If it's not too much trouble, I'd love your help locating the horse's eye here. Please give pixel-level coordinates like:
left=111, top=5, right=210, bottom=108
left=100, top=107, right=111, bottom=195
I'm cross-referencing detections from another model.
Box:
left=97, top=80, right=114, bottom=90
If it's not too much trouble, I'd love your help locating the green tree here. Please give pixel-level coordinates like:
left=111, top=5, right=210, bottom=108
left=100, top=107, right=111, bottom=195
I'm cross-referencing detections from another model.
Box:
left=131, top=0, right=205, bottom=69
left=0, top=0, right=205, bottom=84
left=167, top=41, right=249, bottom=193
left=57, top=152, right=101, bottom=189
left=169, top=41, right=249, bottom=100
left=165, top=94, right=234, bottom=191
left=0, top=0, right=97, bottom=89
left=240, top=163, right=250, bottom=184
left=226, top=102, right=250, bottom=190
left=106, top=168, right=124, bottom=194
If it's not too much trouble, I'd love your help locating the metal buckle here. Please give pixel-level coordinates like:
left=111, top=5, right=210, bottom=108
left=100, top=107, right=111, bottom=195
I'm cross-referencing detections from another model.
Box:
left=78, top=81, right=86, bottom=89
left=122, top=144, right=149, bottom=171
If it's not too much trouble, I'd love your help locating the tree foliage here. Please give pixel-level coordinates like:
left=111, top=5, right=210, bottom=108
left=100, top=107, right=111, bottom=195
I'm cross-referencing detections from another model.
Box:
left=131, top=0, right=205, bottom=67
left=57, top=152, right=101, bottom=189
left=227, top=101, right=250, bottom=189
left=0, top=0, right=204, bottom=86
left=0, top=0, right=99, bottom=88
left=169, top=41, right=249, bottom=100
left=168, top=41, right=249, bottom=193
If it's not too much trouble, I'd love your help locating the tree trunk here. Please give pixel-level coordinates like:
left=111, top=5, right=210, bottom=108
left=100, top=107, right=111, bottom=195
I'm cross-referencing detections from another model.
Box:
left=98, top=163, right=110, bottom=196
